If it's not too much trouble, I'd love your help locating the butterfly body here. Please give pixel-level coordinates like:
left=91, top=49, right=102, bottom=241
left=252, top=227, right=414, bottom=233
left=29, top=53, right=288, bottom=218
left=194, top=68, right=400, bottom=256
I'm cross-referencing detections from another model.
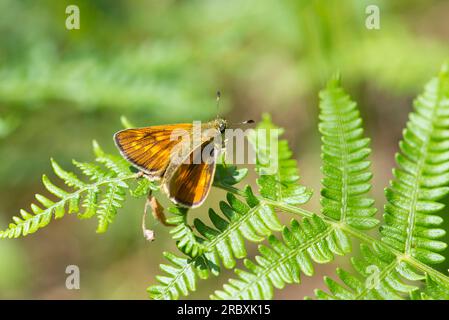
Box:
left=114, top=118, right=227, bottom=208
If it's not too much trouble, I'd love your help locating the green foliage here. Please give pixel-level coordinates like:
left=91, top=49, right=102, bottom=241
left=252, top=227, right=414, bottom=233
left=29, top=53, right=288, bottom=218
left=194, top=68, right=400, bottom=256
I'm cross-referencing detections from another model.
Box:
left=316, top=63, right=449, bottom=300
left=148, top=187, right=291, bottom=300
left=211, top=215, right=350, bottom=300
left=315, top=243, right=423, bottom=299
left=211, top=75, right=375, bottom=300
left=212, top=64, right=449, bottom=300
left=0, top=141, right=153, bottom=238
left=319, top=75, right=378, bottom=229
left=3, top=63, right=449, bottom=300
left=249, top=114, right=313, bottom=205
left=382, top=66, right=449, bottom=264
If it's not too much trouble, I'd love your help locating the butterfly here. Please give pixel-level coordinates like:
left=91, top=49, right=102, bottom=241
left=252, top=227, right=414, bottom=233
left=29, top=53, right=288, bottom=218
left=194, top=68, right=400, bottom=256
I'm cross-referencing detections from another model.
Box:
left=114, top=118, right=229, bottom=208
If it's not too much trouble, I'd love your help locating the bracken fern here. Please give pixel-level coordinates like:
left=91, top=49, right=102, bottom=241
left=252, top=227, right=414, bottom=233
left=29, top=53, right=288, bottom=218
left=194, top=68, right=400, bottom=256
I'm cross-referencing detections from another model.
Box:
left=2, top=63, right=449, bottom=300
left=0, top=140, right=158, bottom=238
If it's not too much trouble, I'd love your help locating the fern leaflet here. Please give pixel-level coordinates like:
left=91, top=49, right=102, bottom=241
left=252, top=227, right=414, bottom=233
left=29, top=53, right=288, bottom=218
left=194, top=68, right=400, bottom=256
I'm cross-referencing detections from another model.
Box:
left=317, top=64, right=449, bottom=300
left=211, top=215, right=350, bottom=299
left=0, top=141, right=152, bottom=238
left=382, top=64, right=449, bottom=264
left=319, top=75, right=378, bottom=229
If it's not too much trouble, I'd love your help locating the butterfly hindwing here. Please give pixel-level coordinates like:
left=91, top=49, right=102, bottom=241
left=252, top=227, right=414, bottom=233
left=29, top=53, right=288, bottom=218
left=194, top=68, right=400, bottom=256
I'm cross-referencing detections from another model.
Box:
left=163, top=140, right=219, bottom=208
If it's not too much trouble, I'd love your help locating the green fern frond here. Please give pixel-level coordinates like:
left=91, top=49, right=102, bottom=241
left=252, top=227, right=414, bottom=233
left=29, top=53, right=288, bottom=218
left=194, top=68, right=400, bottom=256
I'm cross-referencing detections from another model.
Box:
left=315, top=243, right=423, bottom=300
left=0, top=141, right=150, bottom=238
left=194, top=188, right=283, bottom=268
left=319, top=76, right=378, bottom=229
left=165, top=161, right=249, bottom=258
left=211, top=215, right=351, bottom=300
left=147, top=252, right=211, bottom=300
left=166, top=206, right=207, bottom=257
left=249, top=114, right=312, bottom=205
left=411, top=274, right=449, bottom=300
left=148, top=186, right=286, bottom=299
left=382, top=64, right=449, bottom=264
left=312, top=66, right=449, bottom=301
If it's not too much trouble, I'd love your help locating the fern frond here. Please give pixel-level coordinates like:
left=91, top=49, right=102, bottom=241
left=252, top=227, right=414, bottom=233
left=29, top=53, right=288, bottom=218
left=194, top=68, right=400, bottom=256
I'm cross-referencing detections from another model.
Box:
left=167, top=206, right=207, bottom=257
left=319, top=76, right=378, bottom=229
left=411, top=274, right=449, bottom=300
left=211, top=215, right=351, bottom=300
left=148, top=186, right=285, bottom=299
left=194, top=188, right=283, bottom=268
left=249, top=114, right=312, bottom=205
left=315, top=243, right=423, bottom=300
left=147, top=252, right=210, bottom=300
left=164, top=161, right=249, bottom=258
left=0, top=141, right=149, bottom=238
left=382, top=64, right=449, bottom=264
left=313, top=67, right=449, bottom=301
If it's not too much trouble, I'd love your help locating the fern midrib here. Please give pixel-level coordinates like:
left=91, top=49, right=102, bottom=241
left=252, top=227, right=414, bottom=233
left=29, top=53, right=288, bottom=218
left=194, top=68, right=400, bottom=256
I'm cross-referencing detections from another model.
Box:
left=404, top=84, right=442, bottom=255
left=99, top=183, right=120, bottom=223
left=153, top=197, right=267, bottom=299
left=335, top=102, right=350, bottom=223
left=275, top=155, right=284, bottom=201
left=404, top=145, right=426, bottom=255
left=224, top=226, right=336, bottom=299
left=1, top=174, right=136, bottom=234
left=207, top=202, right=265, bottom=249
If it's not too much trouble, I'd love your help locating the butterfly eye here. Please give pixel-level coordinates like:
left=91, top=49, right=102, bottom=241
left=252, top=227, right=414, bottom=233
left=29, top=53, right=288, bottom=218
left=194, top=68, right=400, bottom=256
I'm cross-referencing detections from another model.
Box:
left=219, top=122, right=226, bottom=133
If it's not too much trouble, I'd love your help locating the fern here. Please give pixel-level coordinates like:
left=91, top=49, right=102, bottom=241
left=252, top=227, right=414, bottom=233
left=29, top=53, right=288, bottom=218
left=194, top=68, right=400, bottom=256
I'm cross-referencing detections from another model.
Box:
left=212, top=64, right=449, bottom=301
left=381, top=66, right=449, bottom=263
left=211, top=215, right=350, bottom=299
left=211, top=77, right=375, bottom=299
left=317, top=64, right=449, bottom=299
left=0, top=141, right=152, bottom=238
left=315, top=243, right=422, bottom=300
left=148, top=186, right=296, bottom=299
left=319, top=75, right=378, bottom=229
left=248, top=114, right=312, bottom=205
left=4, top=63, right=449, bottom=300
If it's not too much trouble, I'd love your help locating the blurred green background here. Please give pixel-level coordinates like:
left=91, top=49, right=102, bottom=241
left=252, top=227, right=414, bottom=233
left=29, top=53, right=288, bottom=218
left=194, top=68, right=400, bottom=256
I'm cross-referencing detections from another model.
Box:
left=1, top=0, right=449, bottom=299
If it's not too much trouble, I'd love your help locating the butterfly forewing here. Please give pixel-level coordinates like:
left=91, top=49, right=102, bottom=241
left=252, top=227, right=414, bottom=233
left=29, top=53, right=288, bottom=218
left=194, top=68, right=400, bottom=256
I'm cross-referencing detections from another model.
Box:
left=114, top=124, right=193, bottom=178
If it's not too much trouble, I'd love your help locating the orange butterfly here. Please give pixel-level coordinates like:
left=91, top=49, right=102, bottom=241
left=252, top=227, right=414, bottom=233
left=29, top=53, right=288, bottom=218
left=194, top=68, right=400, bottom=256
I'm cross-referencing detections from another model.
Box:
left=114, top=118, right=228, bottom=208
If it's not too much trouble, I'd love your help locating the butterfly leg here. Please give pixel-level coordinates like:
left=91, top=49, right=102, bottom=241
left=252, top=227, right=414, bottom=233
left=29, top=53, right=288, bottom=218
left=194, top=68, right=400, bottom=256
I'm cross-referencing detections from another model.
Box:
left=220, top=138, right=228, bottom=168
left=142, top=193, right=155, bottom=242
left=142, top=191, right=176, bottom=242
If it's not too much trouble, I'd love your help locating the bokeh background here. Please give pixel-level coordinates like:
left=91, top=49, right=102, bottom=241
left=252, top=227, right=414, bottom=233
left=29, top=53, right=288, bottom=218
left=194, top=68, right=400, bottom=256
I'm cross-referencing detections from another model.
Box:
left=1, top=0, right=449, bottom=299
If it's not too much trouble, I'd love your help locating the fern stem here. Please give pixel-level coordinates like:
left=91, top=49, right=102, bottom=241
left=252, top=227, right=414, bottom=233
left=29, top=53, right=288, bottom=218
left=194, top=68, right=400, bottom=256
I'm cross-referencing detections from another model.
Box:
left=213, top=182, right=247, bottom=197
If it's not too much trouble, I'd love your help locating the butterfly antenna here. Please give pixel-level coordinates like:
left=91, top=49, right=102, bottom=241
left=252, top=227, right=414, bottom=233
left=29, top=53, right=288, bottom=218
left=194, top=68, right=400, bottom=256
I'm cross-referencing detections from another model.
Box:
left=230, top=119, right=255, bottom=126
left=216, top=90, right=221, bottom=119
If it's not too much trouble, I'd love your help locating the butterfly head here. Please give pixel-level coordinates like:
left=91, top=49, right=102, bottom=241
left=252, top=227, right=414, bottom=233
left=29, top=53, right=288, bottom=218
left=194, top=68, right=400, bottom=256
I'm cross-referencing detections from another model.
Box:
left=215, top=118, right=228, bottom=133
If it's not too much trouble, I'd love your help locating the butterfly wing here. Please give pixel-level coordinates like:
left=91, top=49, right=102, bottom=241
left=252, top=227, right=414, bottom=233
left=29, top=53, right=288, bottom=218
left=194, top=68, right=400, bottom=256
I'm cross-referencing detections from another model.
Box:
left=163, top=140, right=219, bottom=208
left=114, top=124, right=193, bottom=179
